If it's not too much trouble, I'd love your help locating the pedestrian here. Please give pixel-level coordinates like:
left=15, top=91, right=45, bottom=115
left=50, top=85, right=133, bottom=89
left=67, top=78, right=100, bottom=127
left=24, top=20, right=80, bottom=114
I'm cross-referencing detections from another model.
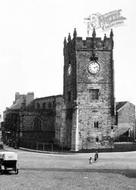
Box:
left=94, top=151, right=98, bottom=162
left=89, top=156, right=93, bottom=164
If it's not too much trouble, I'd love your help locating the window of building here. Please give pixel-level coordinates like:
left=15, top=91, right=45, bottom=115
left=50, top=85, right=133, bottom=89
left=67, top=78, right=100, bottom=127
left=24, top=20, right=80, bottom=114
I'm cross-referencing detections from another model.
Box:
left=94, top=121, right=99, bottom=128
left=43, top=103, right=46, bottom=109
left=37, top=103, right=40, bottom=109
left=53, top=101, right=55, bottom=107
left=96, top=136, right=99, bottom=142
left=89, top=89, right=99, bottom=100
left=48, top=102, right=52, bottom=108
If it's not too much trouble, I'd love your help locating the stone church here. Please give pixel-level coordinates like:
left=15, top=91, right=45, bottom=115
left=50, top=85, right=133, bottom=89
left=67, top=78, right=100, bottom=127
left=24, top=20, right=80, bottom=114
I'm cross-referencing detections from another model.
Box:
left=63, top=28, right=115, bottom=151
left=2, top=29, right=135, bottom=151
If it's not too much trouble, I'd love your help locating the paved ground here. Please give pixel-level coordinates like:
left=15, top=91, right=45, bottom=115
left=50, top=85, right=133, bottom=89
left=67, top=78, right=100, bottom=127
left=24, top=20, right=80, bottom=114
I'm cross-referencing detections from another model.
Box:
left=0, top=147, right=136, bottom=189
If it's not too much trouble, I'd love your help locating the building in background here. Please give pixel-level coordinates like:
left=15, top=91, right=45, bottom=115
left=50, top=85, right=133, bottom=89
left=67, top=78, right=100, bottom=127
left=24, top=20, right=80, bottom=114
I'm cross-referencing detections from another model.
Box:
left=19, top=95, right=65, bottom=150
left=114, top=101, right=135, bottom=142
left=1, top=29, right=136, bottom=151
left=2, top=92, right=34, bottom=148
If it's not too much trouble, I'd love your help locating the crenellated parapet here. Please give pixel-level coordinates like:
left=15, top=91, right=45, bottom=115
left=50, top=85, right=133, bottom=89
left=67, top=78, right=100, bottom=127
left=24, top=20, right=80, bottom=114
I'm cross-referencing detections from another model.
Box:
left=63, top=29, right=77, bottom=56
left=64, top=28, right=114, bottom=54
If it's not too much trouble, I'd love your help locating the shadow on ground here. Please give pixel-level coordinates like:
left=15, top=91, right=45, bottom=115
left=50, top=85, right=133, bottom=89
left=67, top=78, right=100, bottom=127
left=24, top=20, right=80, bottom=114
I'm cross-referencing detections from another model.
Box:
left=21, top=167, right=136, bottom=178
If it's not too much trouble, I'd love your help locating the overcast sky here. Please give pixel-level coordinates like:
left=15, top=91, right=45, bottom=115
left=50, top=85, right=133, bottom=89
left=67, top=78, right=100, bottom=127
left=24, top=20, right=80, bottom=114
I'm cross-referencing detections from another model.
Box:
left=0, top=0, right=136, bottom=116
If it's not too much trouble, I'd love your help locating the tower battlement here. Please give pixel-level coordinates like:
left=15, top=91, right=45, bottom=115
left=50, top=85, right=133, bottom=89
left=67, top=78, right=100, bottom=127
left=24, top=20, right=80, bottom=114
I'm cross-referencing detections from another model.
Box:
left=63, top=28, right=115, bottom=151
left=64, top=28, right=114, bottom=52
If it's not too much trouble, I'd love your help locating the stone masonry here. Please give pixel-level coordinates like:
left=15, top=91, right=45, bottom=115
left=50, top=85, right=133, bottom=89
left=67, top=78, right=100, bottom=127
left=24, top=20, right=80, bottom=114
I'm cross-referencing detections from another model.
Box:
left=63, top=29, right=115, bottom=151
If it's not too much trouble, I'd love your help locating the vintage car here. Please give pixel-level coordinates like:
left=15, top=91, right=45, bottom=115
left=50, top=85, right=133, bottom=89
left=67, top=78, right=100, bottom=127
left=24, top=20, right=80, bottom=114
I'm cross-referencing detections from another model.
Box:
left=0, top=151, right=19, bottom=174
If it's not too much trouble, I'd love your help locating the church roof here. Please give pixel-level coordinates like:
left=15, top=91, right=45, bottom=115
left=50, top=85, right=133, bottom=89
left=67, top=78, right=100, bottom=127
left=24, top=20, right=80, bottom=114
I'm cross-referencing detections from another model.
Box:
left=34, top=94, right=63, bottom=101
left=116, top=101, right=128, bottom=111
left=111, top=123, right=132, bottom=139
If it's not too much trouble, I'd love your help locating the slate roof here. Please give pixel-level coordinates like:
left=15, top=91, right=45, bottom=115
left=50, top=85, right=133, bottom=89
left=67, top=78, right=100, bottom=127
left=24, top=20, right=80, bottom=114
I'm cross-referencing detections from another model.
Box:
left=116, top=101, right=128, bottom=111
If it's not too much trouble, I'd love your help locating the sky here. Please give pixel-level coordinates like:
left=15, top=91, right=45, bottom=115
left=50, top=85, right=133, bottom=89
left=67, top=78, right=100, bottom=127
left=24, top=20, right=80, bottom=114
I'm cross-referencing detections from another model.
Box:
left=0, top=0, right=136, bottom=117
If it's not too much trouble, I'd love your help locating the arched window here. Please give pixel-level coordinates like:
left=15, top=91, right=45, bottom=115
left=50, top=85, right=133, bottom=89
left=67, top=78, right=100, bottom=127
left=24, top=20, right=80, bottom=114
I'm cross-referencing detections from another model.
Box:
left=43, top=103, right=46, bottom=109
left=37, top=103, right=40, bottom=109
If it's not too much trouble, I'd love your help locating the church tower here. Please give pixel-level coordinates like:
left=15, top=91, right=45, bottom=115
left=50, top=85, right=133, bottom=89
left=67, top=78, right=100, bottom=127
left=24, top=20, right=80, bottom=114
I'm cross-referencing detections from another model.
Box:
left=63, top=28, right=115, bottom=151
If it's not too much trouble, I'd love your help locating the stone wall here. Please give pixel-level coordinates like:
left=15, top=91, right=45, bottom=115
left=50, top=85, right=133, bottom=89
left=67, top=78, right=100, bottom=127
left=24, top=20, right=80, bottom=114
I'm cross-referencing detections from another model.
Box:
left=20, top=111, right=55, bottom=148
left=19, top=95, right=64, bottom=148
left=63, top=30, right=115, bottom=151
left=54, top=96, right=65, bottom=146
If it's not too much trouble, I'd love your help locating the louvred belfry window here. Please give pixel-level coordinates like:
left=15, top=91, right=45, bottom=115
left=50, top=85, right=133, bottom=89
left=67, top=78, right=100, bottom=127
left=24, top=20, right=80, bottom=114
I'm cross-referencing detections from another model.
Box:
left=89, top=89, right=99, bottom=100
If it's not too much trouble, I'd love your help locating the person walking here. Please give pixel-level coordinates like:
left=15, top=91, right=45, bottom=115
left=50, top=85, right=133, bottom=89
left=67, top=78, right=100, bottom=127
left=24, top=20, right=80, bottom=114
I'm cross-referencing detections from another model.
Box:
left=89, top=156, right=93, bottom=164
left=94, top=151, right=98, bottom=162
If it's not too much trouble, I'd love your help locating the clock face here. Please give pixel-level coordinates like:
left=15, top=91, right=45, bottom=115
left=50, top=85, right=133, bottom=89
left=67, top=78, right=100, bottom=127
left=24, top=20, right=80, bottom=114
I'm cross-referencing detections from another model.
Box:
left=68, top=64, right=72, bottom=75
left=88, top=61, right=100, bottom=74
